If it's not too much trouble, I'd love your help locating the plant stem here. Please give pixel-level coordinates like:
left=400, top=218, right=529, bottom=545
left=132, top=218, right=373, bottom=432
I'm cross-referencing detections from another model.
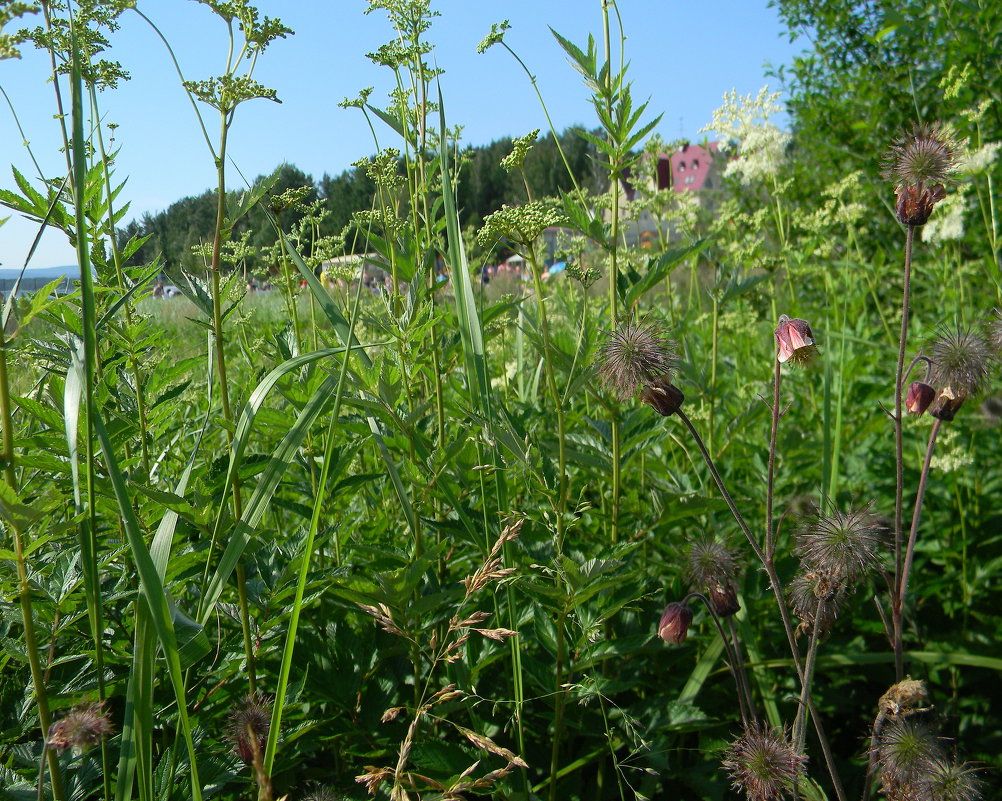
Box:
left=892, top=225, right=916, bottom=682
left=793, top=600, right=823, bottom=754
left=766, top=359, right=782, bottom=560
left=675, top=409, right=847, bottom=801
left=897, top=417, right=943, bottom=650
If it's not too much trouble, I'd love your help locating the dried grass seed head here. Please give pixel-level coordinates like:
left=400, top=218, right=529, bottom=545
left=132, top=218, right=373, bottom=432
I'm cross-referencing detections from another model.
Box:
left=227, top=693, right=272, bottom=766
left=596, top=318, right=678, bottom=402
left=795, top=505, right=886, bottom=587
left=722, top=722, right=807, bottom=801
left=47, top=701, right=114, bottom=755
left=928, top=325, right=993, bottom=410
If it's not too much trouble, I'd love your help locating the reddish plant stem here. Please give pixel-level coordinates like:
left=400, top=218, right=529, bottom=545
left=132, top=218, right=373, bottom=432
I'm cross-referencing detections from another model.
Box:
left=892, top=225, right=916, bottom=682
left=897, top=418, right=943, bottom=646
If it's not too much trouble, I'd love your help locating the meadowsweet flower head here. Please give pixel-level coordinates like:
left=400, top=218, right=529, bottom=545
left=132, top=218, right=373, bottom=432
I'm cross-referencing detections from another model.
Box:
left=475, top=200, right=567, bottom=251
left=775, top=315, right=819, bottom=366
left=722, top=723, right=807, bottom=801
left=883, top=123, right=959, bottom=226
left=795, top=504, right=886, bottom=588
left=227, top=693, right=272, bottom=767
left=595, top=318, right=678, bottom=402
left=47, top=702, right=114, bottom=755
left=658, top=602, right=693, bottom=644
left=927, top=325, right=993, bottom=420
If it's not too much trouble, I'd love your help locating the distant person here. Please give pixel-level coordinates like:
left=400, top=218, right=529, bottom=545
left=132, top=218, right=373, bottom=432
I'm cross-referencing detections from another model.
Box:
left=153, top=281, right=164, bottom=299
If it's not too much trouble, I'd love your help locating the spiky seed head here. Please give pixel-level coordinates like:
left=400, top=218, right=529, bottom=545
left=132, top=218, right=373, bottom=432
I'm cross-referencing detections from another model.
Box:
left=658, top=602, right=693, bottom=644
left=775, top=315, right=819, bottom=366
left=47, top=702, right=114, bottom=755
left=883, top=123, right=959, bottom=226
left=923, top=759, right=982, bottom=801
left=788, top=571, right=847, bottom=638
left=303, top=788, right=341, bottom=801
left=988, top=309, right=1002, bottom=356
left=722, top=723, right=807, bottom=801
left=875, top=718, right=945, bottom=796
left=227, top=693, right=272, bottom=767
left=595, top=318, right=678, bottom=402
left=928, top=326, right=993, bottom=400
left=906, top=381, right=936, bottom=415
left=795, top=505, right=886, bottom=588
left=685, top=538, right=741, bottom=617
left=685, top=538, right=738, bottom=588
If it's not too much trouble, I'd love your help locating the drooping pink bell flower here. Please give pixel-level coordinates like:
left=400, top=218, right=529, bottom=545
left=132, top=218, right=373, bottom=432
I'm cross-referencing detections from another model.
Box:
left=775, top=315, right=819, bottom=366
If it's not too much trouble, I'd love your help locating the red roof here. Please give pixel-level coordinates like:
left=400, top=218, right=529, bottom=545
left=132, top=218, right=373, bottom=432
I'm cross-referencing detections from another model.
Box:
left=666, top=141, right=720, bottom=193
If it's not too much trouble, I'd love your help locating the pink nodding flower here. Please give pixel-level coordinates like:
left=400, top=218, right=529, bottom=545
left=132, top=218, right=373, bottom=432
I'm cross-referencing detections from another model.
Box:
left=775, top=315, right=819, bottom=366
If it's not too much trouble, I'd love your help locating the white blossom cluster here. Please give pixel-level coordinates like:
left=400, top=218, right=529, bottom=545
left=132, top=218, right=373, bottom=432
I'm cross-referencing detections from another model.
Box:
left=922, top=189, right=969, bottom=244
left=701, top=86, right=790, bottom=184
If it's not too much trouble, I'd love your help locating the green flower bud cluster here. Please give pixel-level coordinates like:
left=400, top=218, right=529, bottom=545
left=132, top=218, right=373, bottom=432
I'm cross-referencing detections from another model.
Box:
left=500, top=130, right=540, bottom=173
left=476, top=200, right=567, bottom=251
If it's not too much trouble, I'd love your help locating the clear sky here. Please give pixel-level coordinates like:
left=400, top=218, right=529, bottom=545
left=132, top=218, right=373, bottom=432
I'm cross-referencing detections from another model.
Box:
left=0, top=0, right=803, bottom=270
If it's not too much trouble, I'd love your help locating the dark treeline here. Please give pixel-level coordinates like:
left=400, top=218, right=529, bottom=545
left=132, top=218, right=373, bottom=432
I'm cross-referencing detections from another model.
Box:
left=118, top=126, right=607, bottom=271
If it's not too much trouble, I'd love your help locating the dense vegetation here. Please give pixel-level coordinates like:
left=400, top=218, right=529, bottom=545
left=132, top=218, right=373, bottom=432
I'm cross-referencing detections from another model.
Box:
left=0, top=2, right=999, bottom=801
left=116, top=129, right=608, bottom=271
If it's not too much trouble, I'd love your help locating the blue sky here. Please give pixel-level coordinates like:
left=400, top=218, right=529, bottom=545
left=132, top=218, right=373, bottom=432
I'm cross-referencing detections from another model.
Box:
left=0, top=0, right=804, bottom=270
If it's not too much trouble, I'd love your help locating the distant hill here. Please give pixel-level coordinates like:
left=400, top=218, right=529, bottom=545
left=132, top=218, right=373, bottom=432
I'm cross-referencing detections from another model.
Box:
left=0, top=265, right=78, bottom=295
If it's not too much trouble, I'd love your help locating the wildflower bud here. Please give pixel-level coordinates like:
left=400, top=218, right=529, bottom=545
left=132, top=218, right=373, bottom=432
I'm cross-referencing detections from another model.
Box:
left=658, top=602, right=693, bottom=644
left=905, top=381, right=936, bottom=415
left=775, top=315, right=819, bottom=366
left=928, top=388, right=965, bottom=421
left=638, top=376, right=685, bottom=416
left=894, top=183, right=947, bottom=226
left=708, top=583, right=741, bottom=617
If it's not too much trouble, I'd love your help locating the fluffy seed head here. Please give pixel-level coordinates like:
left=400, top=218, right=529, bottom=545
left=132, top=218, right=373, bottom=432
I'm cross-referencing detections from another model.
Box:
left=227, top=693, right=272, bottom=766
left=795, top=505, right=886, bottom=588
left=596, top=318, right=678, bottom=402
left=883, top=123, right=959, bottom=190
left=883, top=124, right=959, bottom=226
left=927, top=326, right=993, bottom=421
left=788, top=571, right=848, bottom=638
left=875, top=718, right=944, bottom=796
left=685, top=538, right=741, bottom=617
left=722, top=723, right=807, bottom=801
left=923, top=759, right=982, bottom=801
left=47, top=702, right=114, bottom=755
left=988, top=309, right=1002, bottom=356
